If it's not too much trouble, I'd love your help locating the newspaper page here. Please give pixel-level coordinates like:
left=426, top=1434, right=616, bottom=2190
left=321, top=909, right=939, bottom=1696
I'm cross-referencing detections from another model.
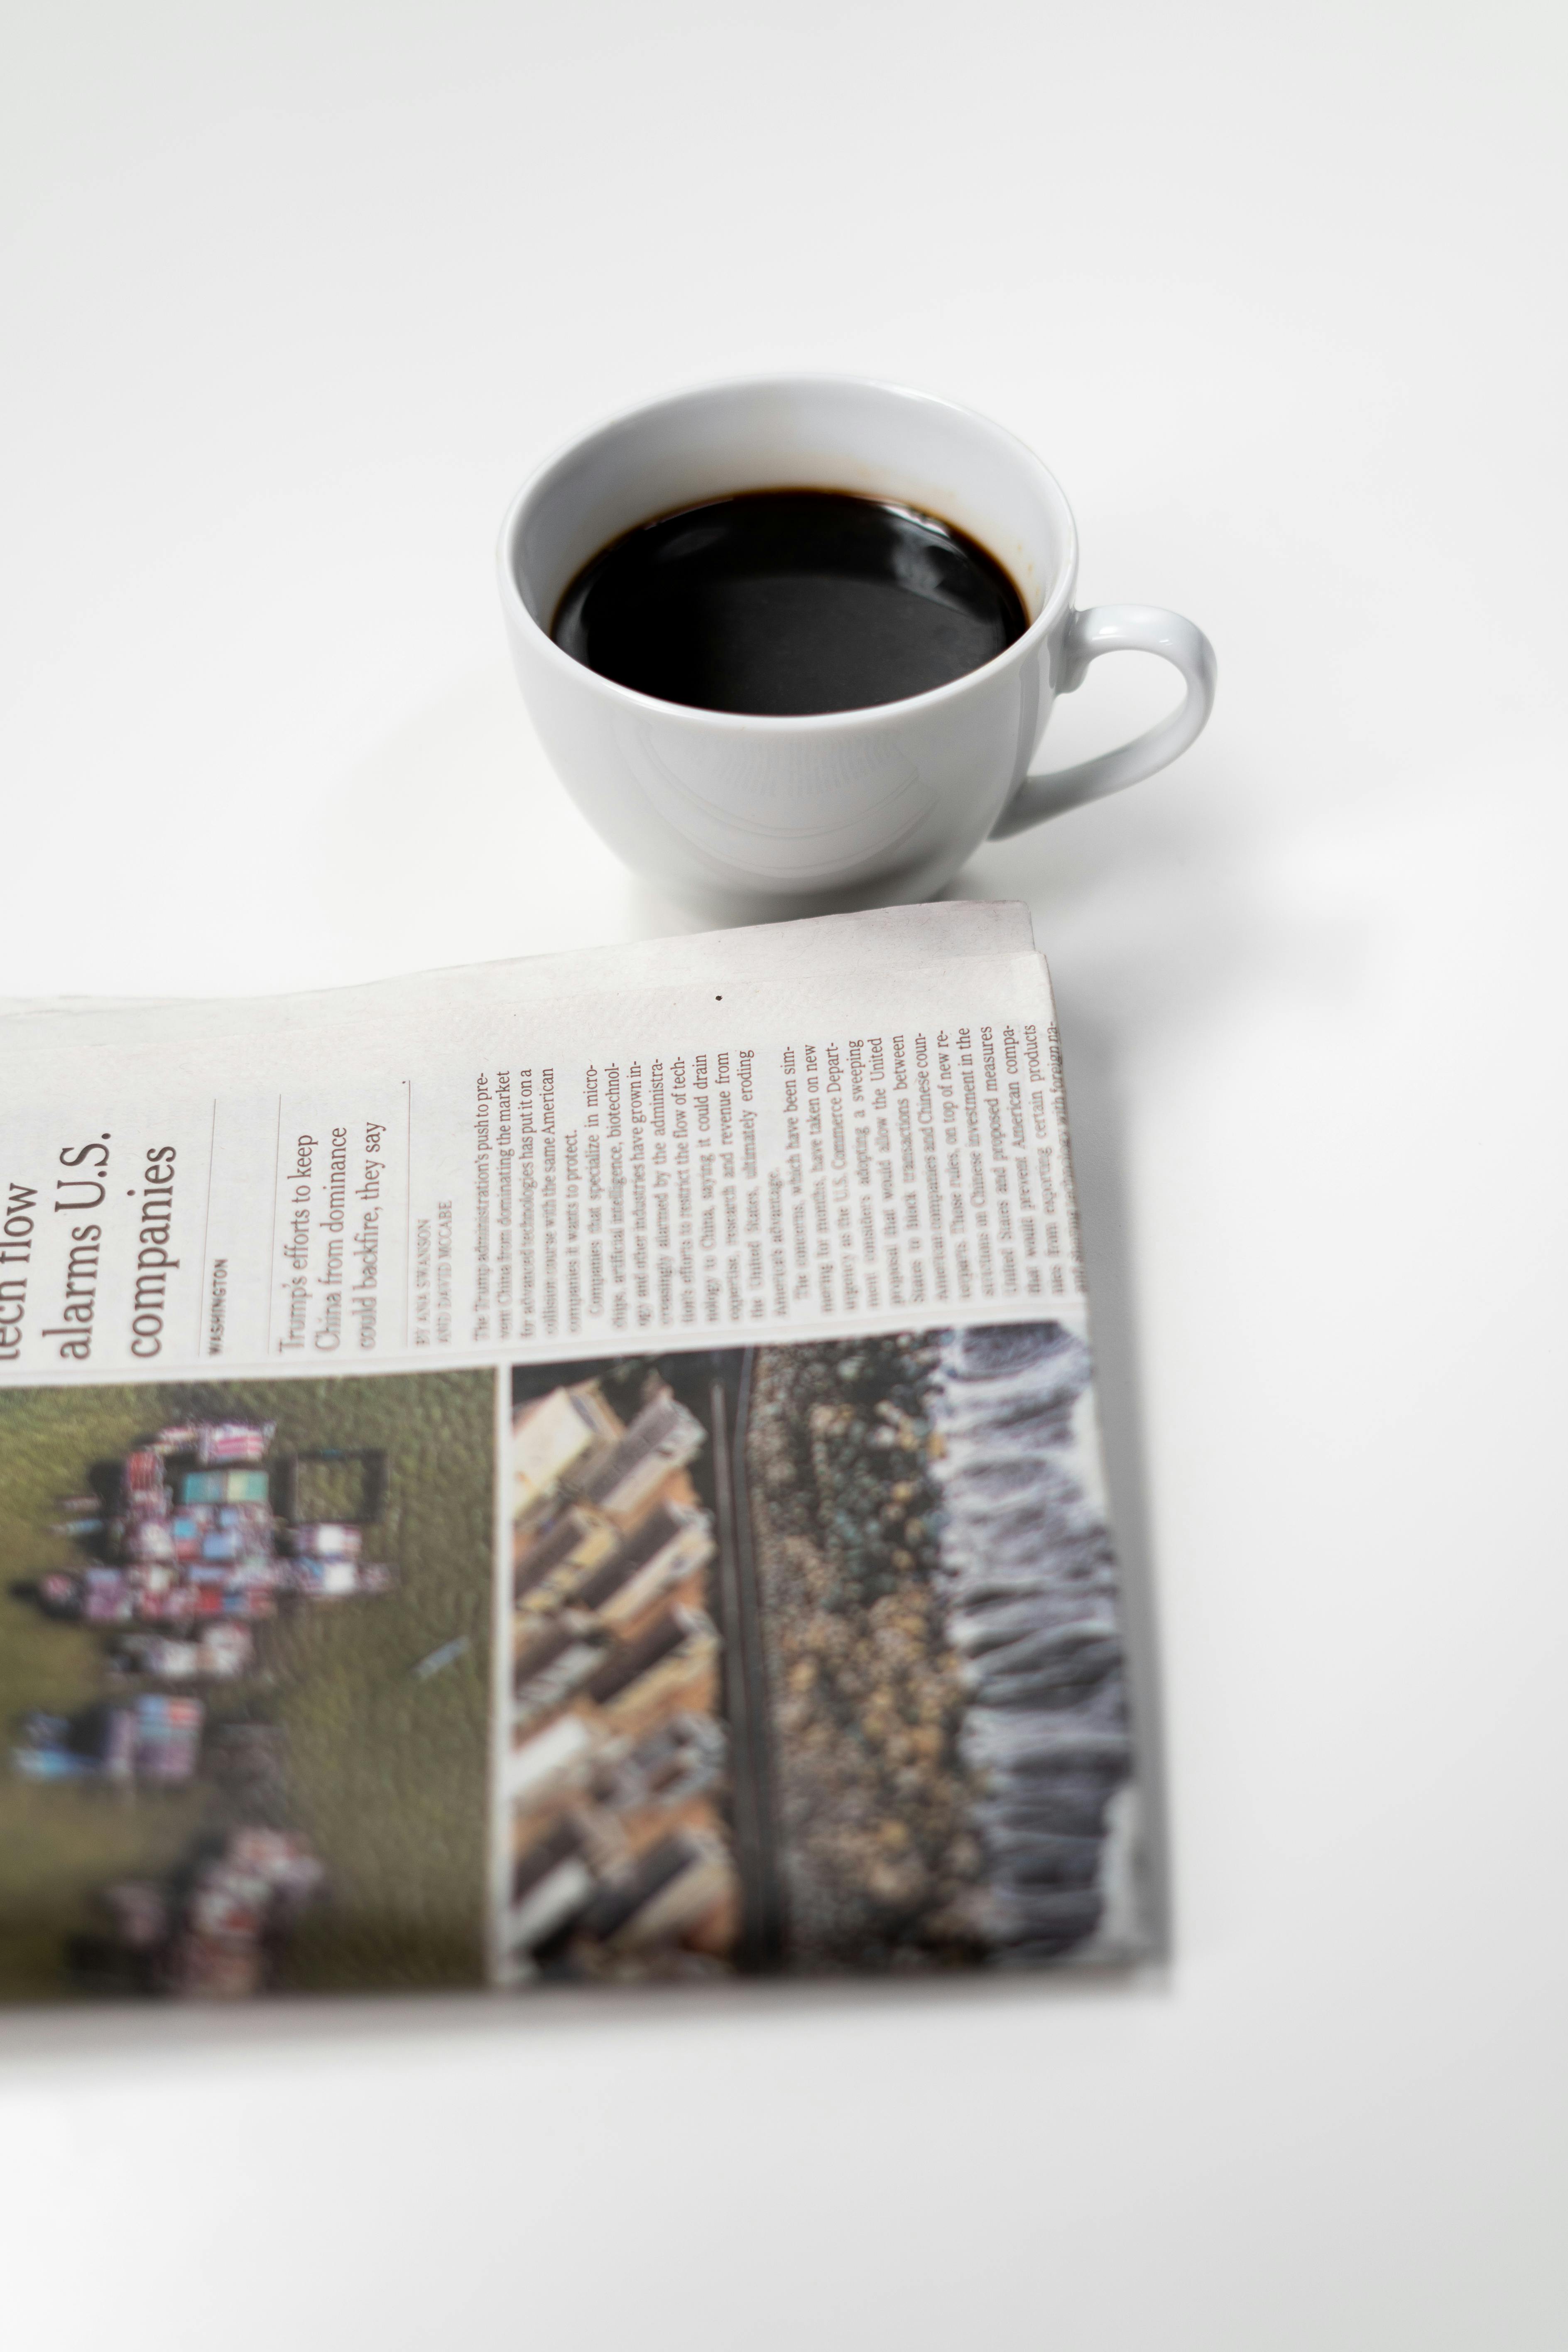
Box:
left=0, top=903, right=1149, bottom=2001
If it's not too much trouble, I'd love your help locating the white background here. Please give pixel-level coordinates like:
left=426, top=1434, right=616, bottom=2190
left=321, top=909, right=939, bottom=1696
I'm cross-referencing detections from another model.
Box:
left=2, top=3, right=1566, bottom=2344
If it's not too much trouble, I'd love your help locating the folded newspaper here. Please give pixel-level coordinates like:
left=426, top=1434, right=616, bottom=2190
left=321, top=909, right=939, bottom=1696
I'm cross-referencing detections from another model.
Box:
left=0, top=900, right=1150, bottom=2001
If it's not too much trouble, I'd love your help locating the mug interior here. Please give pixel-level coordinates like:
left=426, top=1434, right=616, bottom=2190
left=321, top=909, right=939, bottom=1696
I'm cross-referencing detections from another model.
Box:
left=507, top=378, right=1076, bottom=650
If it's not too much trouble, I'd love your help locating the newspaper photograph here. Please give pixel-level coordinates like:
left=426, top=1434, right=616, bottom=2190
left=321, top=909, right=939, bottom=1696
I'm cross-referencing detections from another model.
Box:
left=503, top=1324, right=1138, bottom=1985
left=0, top=1371, right=493, bottom=2002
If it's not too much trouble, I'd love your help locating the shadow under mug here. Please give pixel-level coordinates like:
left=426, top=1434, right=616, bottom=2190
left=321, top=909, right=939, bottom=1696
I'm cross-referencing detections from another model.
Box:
left=497, top=377, right=1216, bottom=923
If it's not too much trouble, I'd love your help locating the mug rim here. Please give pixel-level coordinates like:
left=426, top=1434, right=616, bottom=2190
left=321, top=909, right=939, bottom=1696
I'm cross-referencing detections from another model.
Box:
left=496, top=372, right=1078, bottom=736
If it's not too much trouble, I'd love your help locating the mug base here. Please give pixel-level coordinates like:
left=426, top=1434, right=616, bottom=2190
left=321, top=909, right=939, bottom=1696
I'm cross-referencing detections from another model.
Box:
left=629, top=857, right=957, bottom=930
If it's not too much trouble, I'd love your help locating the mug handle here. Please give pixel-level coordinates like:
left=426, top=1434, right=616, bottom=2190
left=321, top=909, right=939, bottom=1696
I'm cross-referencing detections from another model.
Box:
left=988, top=604, right=1217, bottom=839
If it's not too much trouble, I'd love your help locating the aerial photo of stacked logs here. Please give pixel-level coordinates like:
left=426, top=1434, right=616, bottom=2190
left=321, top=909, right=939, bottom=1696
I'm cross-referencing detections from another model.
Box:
left=502, top=1325, right=1145, bottom=1986
left=505, top=1367, right=737, bottom=1983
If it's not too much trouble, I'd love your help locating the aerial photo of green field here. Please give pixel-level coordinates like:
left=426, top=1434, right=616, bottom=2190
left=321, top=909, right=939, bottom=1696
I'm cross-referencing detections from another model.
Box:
left=0, top=1369, right=497, bottom=2004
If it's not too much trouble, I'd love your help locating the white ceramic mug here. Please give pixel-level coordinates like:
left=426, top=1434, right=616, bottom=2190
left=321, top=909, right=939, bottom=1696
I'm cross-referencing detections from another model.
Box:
left=497, top=377, right=1215, bottom=921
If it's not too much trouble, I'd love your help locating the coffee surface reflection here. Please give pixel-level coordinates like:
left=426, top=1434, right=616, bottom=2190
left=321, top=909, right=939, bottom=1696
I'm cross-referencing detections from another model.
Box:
left=551, top=489, right=1029, bottom=717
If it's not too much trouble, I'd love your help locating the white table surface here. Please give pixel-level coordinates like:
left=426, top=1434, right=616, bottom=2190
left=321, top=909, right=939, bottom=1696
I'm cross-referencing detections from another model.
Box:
left=2, top=5, right=1565, bottom=2345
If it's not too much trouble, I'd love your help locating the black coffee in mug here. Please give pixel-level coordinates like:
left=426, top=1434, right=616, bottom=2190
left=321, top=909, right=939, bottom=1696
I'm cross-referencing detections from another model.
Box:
left=551, top=489, right=1029, bottom=716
